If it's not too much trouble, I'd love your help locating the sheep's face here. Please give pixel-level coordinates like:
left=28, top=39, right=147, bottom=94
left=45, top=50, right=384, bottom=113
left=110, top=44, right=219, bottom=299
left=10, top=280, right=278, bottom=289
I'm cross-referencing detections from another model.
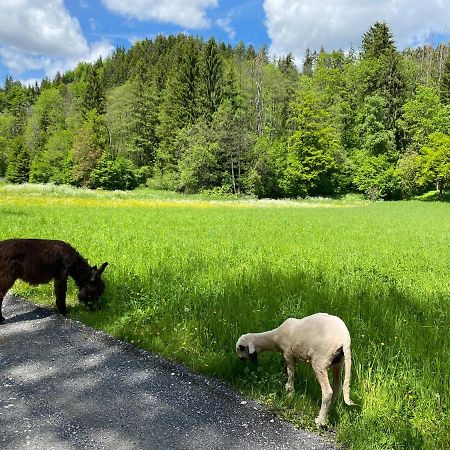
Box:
left=236, top=335, right=258, bottom=364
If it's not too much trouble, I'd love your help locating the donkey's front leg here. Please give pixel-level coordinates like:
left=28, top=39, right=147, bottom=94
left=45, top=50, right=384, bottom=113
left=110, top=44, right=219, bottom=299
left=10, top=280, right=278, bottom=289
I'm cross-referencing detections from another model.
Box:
left=0, top=276, right=15, bottom=323
left=0, top=293, right=5, bottom=323
left=54, top=274, right=68, bottom=315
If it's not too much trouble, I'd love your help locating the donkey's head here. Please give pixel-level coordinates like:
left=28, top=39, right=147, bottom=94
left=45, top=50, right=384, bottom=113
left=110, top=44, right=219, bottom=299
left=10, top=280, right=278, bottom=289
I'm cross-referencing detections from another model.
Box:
left=78, top=262, right=108, bottom=310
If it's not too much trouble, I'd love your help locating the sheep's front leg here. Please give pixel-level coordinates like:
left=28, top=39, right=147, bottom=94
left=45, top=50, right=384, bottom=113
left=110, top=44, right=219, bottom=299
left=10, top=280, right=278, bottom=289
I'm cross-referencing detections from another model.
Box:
left=313, top=364, right=333, bottom=426
left=284, top=358, right=295, bottom=395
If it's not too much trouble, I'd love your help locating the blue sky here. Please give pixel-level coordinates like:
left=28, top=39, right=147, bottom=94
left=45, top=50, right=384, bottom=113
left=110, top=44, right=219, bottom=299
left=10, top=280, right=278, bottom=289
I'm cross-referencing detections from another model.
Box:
left=0, top=0, right=449, bottom=86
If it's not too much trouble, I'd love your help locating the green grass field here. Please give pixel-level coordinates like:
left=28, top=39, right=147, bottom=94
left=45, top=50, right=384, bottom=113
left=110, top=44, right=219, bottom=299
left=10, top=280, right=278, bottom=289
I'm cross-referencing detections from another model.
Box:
left=1, top=183, right=449, bottom=449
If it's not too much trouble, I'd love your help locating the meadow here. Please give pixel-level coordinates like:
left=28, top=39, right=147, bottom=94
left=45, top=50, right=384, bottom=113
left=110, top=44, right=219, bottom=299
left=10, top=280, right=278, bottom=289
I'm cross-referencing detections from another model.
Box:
left=1, top=183, right=449, bottom=450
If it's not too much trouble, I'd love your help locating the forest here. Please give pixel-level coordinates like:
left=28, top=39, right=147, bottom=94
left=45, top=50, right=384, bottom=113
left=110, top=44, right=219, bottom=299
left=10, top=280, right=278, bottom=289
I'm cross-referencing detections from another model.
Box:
left=1, top=21, right=450, bottom=200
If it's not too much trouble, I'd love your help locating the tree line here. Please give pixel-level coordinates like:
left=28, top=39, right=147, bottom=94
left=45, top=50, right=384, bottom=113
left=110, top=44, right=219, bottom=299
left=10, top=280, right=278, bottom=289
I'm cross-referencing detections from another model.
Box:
left=1, top=22, right=450, bottom=199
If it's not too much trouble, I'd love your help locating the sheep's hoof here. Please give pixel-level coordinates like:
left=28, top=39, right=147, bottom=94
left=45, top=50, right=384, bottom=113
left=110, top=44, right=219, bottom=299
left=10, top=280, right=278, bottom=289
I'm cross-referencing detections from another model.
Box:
left=285, top=384, right=294, bottom=395
left=314, top=417, right=327, bottom=427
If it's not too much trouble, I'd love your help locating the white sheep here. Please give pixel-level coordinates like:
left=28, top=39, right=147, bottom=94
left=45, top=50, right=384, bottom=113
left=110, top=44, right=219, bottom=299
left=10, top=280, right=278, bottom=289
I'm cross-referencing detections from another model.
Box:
left=236, top=313, right=355, bottom=426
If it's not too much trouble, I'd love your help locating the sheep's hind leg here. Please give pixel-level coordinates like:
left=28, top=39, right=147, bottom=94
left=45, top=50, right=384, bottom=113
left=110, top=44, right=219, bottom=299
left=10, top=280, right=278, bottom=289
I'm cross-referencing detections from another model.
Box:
left=313, top=364, right=333, bottom=426
left=331, top=360, right=343, bottom=403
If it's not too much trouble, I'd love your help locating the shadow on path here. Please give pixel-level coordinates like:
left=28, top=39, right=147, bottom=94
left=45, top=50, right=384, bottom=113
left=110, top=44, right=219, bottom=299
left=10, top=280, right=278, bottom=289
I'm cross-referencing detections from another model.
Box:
left=0, top=295, right=334, bottom=450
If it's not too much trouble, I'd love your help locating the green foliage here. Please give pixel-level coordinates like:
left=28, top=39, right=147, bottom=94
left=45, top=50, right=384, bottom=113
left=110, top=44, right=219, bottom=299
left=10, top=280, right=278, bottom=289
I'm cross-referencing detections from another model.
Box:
left=156, top=39, right=202, bottom=169
left=105, top=82, right=135, bottom=158
left=24, top=86, right=65, bottom=154
left=417, top=132, right=450, bottom=194
left=395, top=151, right=422, bottom=198
left=356, top=95, right=395, bottom=155
left=201, top=37, right=223, bottom=121
left=130, top=75, right=160, bottom=166
left=2, top=27, right=450, bottom=199
left=361, top=21, right=396, bottom=59
left=82, top=60, right=106, bottom=115
left=0, top=112, right=13, bottom=176
left=282, top=88, right=338, bottom=196
left=352, top=151, right=401, bottom=199
left=399, top=85, right=450, bottom=151
left=243, top=136, right=286, bottom=198
left=212, top=101, right=253, bottom=194
left=177, top=142, right=220, bottom=193
left=70, top=109, right=108, bottom=187
left=90, top=153, right=139, bottom=190
left=5, top=137, right=30, bottom=183
left=441, top=51, right=450, bottom=105
left=29, top=129, right=73, bottom=184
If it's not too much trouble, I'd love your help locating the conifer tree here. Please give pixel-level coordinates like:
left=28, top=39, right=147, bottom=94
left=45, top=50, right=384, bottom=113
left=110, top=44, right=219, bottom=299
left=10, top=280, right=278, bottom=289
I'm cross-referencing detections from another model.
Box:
left=131, top=64, right=160, bottom=167
left=361, top=22, right=396, bottom=59
left=6, top=137, right=30, bottom=183
left=157, top=39, right=201, bottom=169
left=83, top=60, right=106, bottom=115
left=302, top=48, right=315, bottom=76
left=201, top=37, right=223, bottom=121
left=441, top=52, right=450, bottom=105
left=223, top=65, right=240, bottom=111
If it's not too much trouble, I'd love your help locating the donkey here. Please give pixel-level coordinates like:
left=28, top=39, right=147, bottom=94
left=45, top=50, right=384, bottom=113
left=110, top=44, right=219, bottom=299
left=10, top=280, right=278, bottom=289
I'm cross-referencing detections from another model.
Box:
left=0, top=238, right=108, bottom=323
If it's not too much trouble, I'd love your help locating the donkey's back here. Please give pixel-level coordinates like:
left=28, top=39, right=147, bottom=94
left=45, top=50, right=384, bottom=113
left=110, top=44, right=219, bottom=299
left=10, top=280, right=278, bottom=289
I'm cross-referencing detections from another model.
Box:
left=0, top=239, right=81, bottom=285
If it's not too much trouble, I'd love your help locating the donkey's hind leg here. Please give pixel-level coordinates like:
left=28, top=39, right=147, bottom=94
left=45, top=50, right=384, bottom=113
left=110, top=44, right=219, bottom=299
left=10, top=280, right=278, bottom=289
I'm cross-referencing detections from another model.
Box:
left=0, top=276, right=16, bottom=323
left=54, top=273, right=68, bottom=316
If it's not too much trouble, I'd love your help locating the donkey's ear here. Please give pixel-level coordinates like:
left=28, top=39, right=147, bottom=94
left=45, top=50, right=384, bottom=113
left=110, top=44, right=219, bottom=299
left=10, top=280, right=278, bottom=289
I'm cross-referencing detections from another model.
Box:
left=97, top=262, right=108, bottom=275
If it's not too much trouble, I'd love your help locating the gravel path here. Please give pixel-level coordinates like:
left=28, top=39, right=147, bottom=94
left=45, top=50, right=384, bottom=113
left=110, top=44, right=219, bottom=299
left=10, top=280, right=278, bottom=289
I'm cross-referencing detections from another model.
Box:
left=0, top=295, right=335, bottom=450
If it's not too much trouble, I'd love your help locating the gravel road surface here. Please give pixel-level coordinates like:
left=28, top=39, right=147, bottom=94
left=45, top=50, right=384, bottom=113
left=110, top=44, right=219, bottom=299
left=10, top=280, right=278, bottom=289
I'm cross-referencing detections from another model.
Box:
left=0, top=295, right=335, bottom=450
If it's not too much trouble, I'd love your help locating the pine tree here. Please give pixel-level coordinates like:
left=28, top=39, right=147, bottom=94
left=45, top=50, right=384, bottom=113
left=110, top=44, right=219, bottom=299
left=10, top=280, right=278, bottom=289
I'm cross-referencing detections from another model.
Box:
left=302, top=48, right=315, bottom=76
left=223, top=65, right=240, bottom=111
left=104, top=46, right=129, bottom=88
left=360, top=22, right=406, bottom=151
left=441, top=52, right=450, bottom=105
left=201, top=37, right=223, bottom=121
left=131, top=65, right=160, bottom=167
left=6, top=138, right=30, bottom=183
left=361, top=22, right=396, bottom=59
left=83, top=61, right=106, bottom=115
left=278, top=53, right=297, bottom=78
left=157, top=39, right=201, bottom=169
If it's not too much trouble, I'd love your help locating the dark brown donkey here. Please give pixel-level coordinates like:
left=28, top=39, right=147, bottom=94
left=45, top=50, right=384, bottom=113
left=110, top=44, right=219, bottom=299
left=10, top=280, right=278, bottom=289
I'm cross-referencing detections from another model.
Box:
left=0, top=239, right=108, bottom=323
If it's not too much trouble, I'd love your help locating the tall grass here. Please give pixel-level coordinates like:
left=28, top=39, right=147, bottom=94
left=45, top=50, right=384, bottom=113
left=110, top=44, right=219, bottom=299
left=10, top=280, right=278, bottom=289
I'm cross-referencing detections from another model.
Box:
left=1, top=184, right=449, bottom=449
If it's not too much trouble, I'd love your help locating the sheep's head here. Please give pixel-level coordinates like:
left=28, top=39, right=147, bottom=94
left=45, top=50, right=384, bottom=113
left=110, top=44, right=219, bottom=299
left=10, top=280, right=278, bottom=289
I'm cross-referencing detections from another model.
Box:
left=236, top=334, right=258, bottom=364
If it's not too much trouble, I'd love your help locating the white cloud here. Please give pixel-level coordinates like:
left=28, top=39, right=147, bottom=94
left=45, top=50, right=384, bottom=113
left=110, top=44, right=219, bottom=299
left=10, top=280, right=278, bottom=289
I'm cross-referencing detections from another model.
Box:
left=102, top=0, right=218, bottom=29
left=0, top=40, right=114, bottom=79
left=19, top=77, right=41, bottom=87
left=216, top=17, right=236, bottom=40
left=263, top=0, right=450, bottom=63
left=0, top=0, right=114, bottom=78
